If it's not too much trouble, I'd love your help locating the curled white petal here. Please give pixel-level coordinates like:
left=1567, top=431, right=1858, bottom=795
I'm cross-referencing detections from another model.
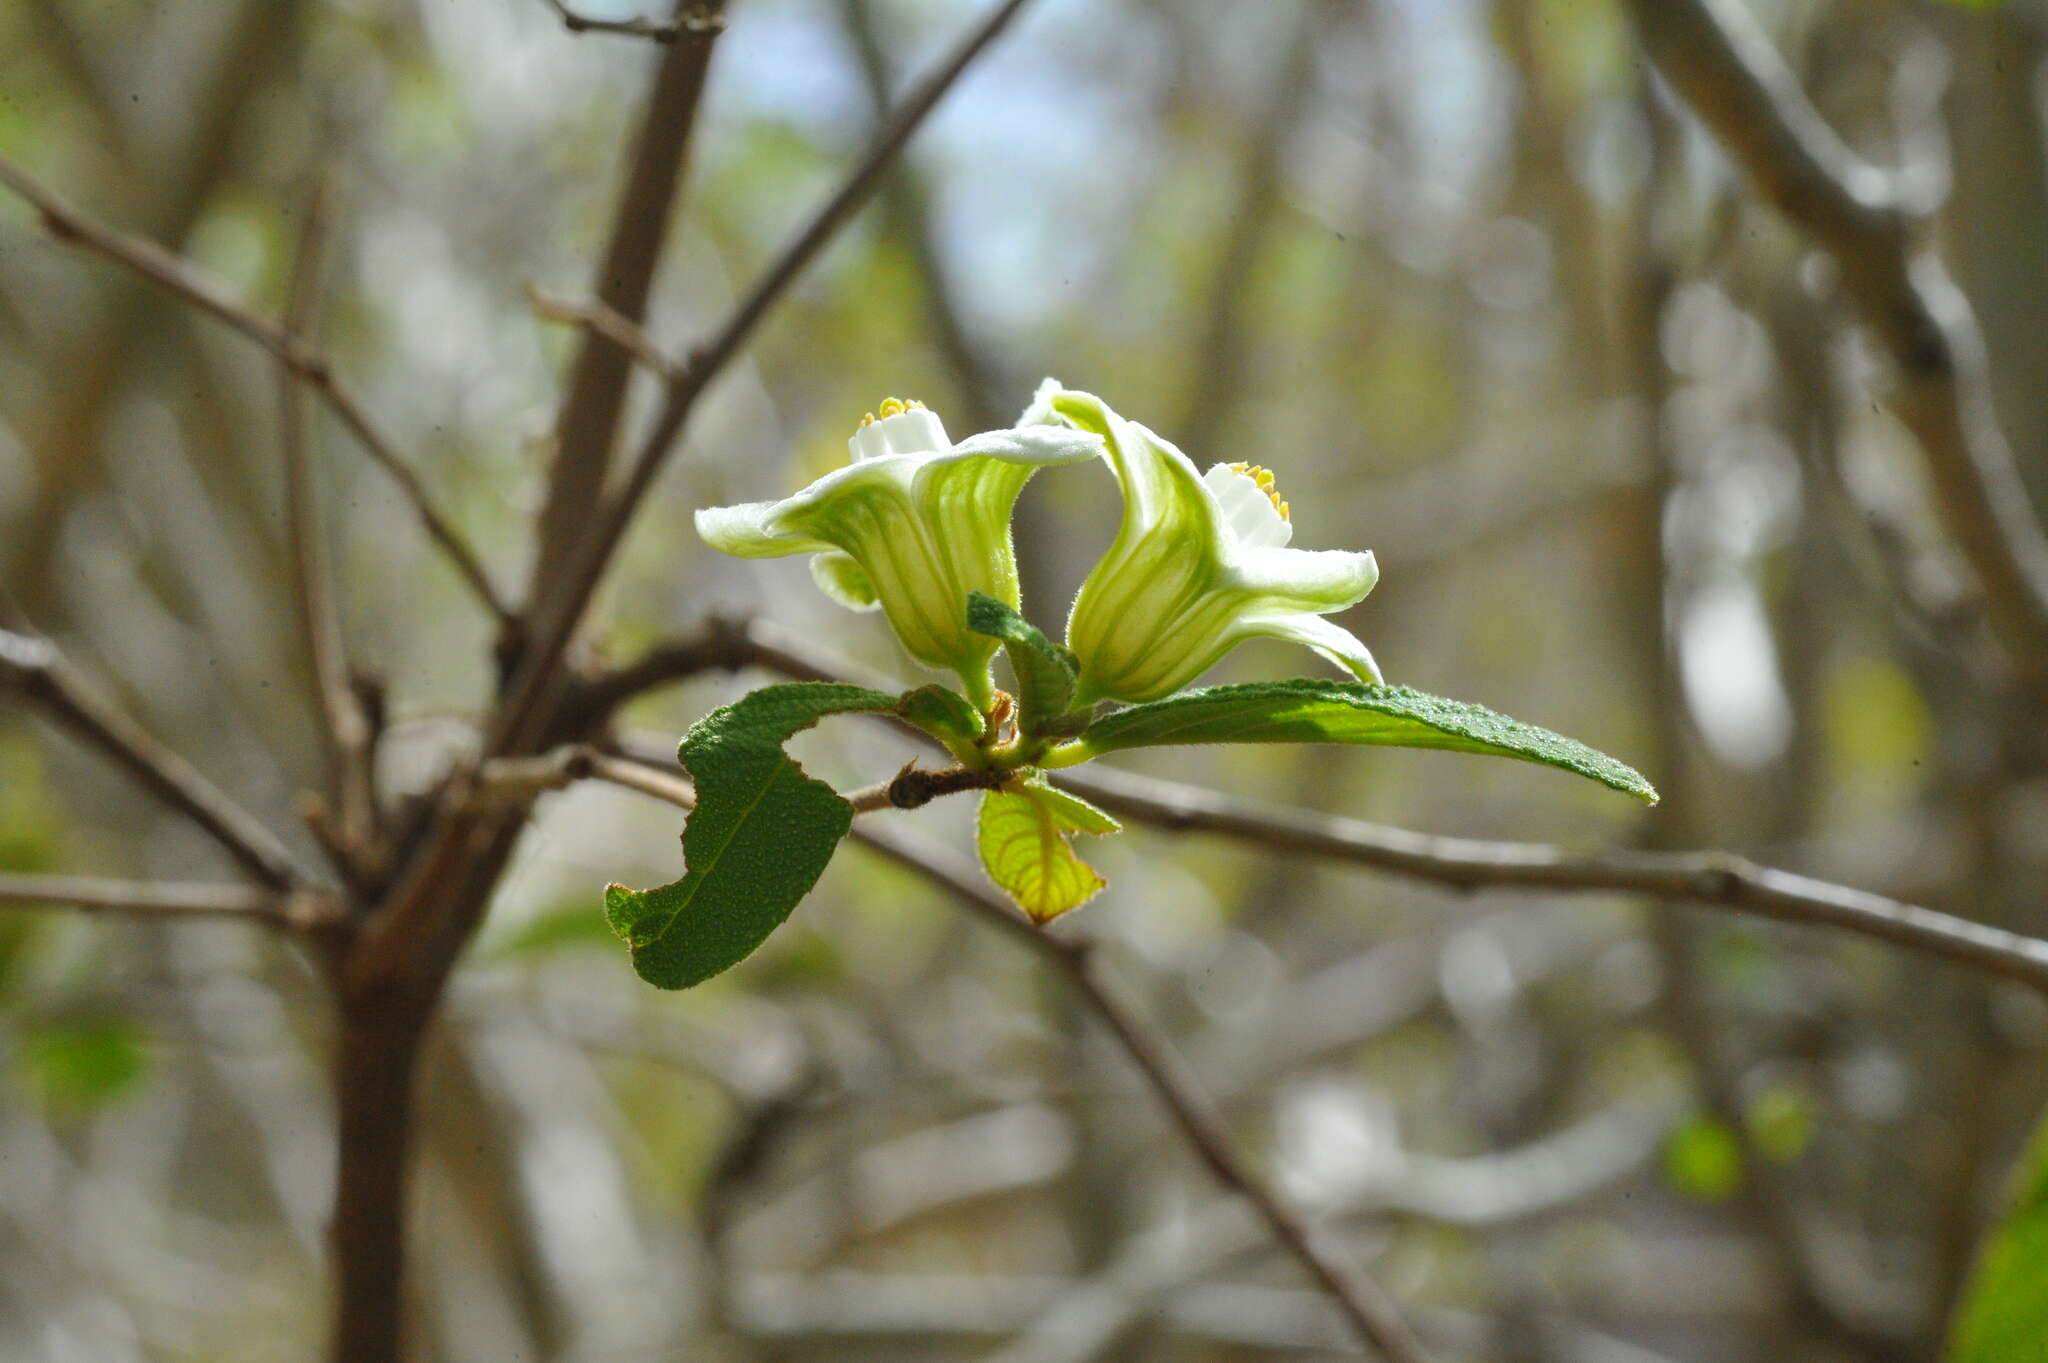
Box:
left=695, top=499, right=831, bottom=558
left=1230, top=546, right=1378, bottom=613
left=1203, top=463, right=1292, bottom=549
left=1234, top=612, right=1384, bottom=684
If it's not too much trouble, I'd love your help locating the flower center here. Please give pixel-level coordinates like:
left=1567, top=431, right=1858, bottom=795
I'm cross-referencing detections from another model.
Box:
left=849, top=397, right=950, bottom=462
left=1227, top=462, right=1290, bottom=521
left=858, top=396, right=927, bottom=428
left=1202, top=461, right=1294, bottom=549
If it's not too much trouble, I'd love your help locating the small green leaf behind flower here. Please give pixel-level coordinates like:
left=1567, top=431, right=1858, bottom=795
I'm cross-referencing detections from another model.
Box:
left=976, top=777, right=1121, bottom=923
left=965, top=591, right=1082, bottom=739
left=1045, top=679, right=1658, bottom=803
left=897, top=683, right=986, bottom=747
left=606, top=682, right=896, bottom=990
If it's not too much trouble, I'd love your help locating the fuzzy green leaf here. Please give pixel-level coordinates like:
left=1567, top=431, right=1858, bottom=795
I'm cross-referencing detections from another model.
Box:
left=966, top=591, right=1079, bottom=736
left=897, top=683, right=986, bottom=745
left=1050, top=679, right=1657, bottom=803
left=606, top=682, right=897, bottom=989
left=1948, top=1107, right=2048, bottom=1363
left=976, top=779, right=1118, bottom=922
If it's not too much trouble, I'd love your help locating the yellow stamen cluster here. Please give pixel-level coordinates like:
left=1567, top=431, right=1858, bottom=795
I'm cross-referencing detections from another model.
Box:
left=857, top=396, right=927, bottom=428
left=1228, top=461, right=1290, bottom=521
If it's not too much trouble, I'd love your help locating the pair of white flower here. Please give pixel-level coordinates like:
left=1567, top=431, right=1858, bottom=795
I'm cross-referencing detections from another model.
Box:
left=695, top=381, right=1382, bottom=714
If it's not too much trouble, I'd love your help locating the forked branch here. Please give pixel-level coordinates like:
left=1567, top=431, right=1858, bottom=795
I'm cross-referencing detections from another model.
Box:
left=0, top=628, right=307, bottom=890
left=0, top=154, right=513, bottom=626
left=490, top=0, right=1041, bottom=756
left=0, top=872, right=332, bottom=928
left=1621, top=0, right=2048, bottom=683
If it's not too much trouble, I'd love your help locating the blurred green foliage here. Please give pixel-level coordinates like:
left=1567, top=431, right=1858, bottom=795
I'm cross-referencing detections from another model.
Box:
left=1664, top=1114, right=1744, bottom=1203
left=15, top=1015, right=149, bottom=1113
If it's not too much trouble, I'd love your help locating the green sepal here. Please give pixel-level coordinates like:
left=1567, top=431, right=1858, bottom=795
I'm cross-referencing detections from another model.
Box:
left=966, top=591, right=1079, bottom=738
left=976, top=775, right=1120, bottom=923
left=1045, top=679, right=1657, bottom=804
left=897, top=683, right=986, bottom=747
left=605, top=682, right=897, bottom=989
left=1948, top=1105, right=2048, bottom=1363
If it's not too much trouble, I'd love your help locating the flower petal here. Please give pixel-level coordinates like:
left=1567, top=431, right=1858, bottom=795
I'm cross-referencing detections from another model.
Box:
left=1033, top=383, right=1211, bottom=545
left=946, top=425, right=1105, bottom=466
left=809, top=551, right=881, bottom=611
left=1228, top=546, right=1379, bottom=614
left=694, top=457, right=914, bottom=558
left=1231, top=611, right=1385, bottom=684
left=694, top=498, right=833, bottom=559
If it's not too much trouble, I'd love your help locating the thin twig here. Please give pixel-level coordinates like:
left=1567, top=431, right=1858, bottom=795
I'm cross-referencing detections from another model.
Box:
left=475, top=743, right=691, bottom=811
left=527, top=747, right=1433, bottom=1362
left=489, top=0, right=1039, bottom=757
left=527, top=284, right=679, bottom=381
left=0, top=871, right=332, bottom=928
left=1058, top=764, right=2048, bottom=993
left=837, top=823, right=1436, bottom=1363
left=0, top=153, right=513, bottom=626
left=841, top=0, right=1006, bottom=433
left=574, top=614, right=871, bottom=723
left=279, top=177, right=378, bottom=862
left=528, top=8, right=723, bottom=597
left=479, top=741, right=995, bottom=815
left=0, top=628, right=307, bottom=889
left=537, top=0, right=721, bottom=42
left=1621, top=0, right=2048, bottom=685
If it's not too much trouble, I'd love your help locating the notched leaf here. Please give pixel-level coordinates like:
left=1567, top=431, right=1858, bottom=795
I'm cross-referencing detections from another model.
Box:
left=607, top=682, right=896, bottom=989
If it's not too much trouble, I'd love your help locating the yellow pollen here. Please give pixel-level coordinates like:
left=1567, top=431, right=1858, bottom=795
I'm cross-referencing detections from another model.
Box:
left=858, top=397, right=926, bottom=434
left=1228, top=461, right=1290, bottom=521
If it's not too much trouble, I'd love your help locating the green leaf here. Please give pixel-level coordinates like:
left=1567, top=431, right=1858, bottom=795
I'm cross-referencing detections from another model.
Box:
left=606, top=682, right=897, bottom=989
left=1048, top=679, right=1657, bottom=803
left=1030, top=781, right=1121, bottom=835
left=1663, top=1114, right=1744, bottom=1204
left=966, top=591, right=1080, bottom=737
left=18, top=1016, right=149, bottom=1111
left=976, top=778, right=1119, bottom=923
left=1949, top=1107, right=2048, bottom=1363
left=897, top=683, right=986, bottom=745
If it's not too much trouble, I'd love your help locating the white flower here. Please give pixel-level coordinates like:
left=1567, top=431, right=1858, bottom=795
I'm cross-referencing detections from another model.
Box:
left=696, top=398, right=1102, bottom=707
left=1025, top=380, right=1382, bottom=704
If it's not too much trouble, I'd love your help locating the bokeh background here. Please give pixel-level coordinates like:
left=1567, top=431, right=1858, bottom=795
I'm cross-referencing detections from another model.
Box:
left=3, top=0, right=2047, bottom=1358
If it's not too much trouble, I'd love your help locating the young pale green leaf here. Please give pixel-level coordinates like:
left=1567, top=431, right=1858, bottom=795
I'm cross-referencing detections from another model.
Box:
left=606, top=682, right=897, bottom=989
left=1047, top=679, right=1657, bottom=803
left=1030, top=781, right=1121, bottom=835
left=1948, top=1106, right=2048, bottom=1363
left=976, top=778, right=1118, bottom=923
left=966, top=591, right=1079, bottom=736
left=897, top=683, right=986, bottom=746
